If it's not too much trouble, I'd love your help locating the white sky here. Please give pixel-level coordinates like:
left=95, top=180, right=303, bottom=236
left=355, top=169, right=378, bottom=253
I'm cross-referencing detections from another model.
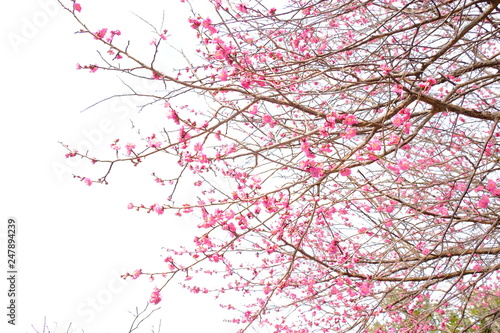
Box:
left=1, top=0, right=242, bottom=332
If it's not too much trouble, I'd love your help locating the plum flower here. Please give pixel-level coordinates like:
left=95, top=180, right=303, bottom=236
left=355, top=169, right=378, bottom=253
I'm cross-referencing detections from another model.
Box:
left=152, top=204, right=164, bottom=215
left=132, top=269, right=142, bottom=279
left=83, top=177, right=92, bottom=186
left=147, top=135, right=161, bottom=148
left=398, top=158, right=410, bottom=171
left=236, top=3, right=248, bottom=13
left=340, top=168, right=351, bottom=177
left=94, top=28, right=107, bottom=40
left=392, top=115, right=404, bottom=127
left=340, top=127, right=356, bottom=139
left=125, top=143, right=135, bottom=156
left=298, top=159, right=324, bottom=178
left=218, top=69, right=228, bottom=81
left=478, top=194, right=490, bottom=209
left=343, top=114, right=358, bottom=125
left=149, top=287, right=162, bottom=305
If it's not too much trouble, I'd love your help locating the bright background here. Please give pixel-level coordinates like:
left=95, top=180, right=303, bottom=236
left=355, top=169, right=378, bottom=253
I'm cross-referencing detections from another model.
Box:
left=1, top=0, right=240, bottom=332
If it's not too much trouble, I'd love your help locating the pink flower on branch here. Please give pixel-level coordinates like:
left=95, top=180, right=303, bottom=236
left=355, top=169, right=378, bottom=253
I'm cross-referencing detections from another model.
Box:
left=60, top=1, right=500, bottom=331
left=298, top=159, right=324, bottom=178
left=340, top=168, right=351, bottom=177
left=236, top=3, right=248, bottom=13
left=149, top=287, right=162, bottom=305
left=340, top=127, right=356, bottom=139
left=94, top=28, right=107, bottom=40
left=125, top=143, right=135, bottom=156
left=397, top=158, right=410, bottom=171
left=477, top=194, right=490, bottom=209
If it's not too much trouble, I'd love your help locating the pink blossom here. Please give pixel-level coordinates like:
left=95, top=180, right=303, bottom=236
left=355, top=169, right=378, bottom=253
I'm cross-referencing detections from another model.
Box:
left=359, top=282, right=373, bottom=296
left=308, top=166, right=324, bottom=178
left=398, top=158, right=410, bottom=171
left=343, top=114, right=358, bottom=125
left=298, top=160, right=324, bottom=178
left=249, top=105, right=258, bottom=115
left=262, top=114, right=276, bottom=127
left=147, top=135, right=161, bottom=148
left=379, top=63, right=391, bottom=75
left=65, top=150, right=77, bottom=158
left=367, top=139, right=382, bottom=151
left=392, top=115, right=404, bottom=127
left=194, top=142, right=203, bottom=152
left=152, top=71, right=163, bottom=80
left=388, top=134, right=400, bottom=145
left=73, top=3, right=81, bottom=12
left=152, top=204, right=164, bottom=215
left=94, top=28, right=107, bottom=40
left=403, top=121, right=412, bottom=134
left=132, top=269, right=142, bottom=279
left=125, top=143, right=135, bottom=156
left=110, top=141, right=120, bottom=151
left=301, top=140, right=316, bottom=158
left=478, top=194, right=490, bottom=209
left=241, top=78, right=251, bottom=89
left=188, top=18, right=201, bottom=29
left=149, top=287, right=162, bottom=305
left=340, top=168, right=351, bottom=177
left=202, top=17, right=212, bottom=28
left=83, top=177, right=92, bottom=186
left=236, top=3, right=248, bottom=13
left=202, top=17, right=218, bottom=34
left=218, top=69, right=228, bottom=81
left=127, top=203, right=134, bottom=209
left=166, top=109, right=180, bottom=125
left=392, top=84, right=405, bottom=98
left=340, top=127, right=356, bottom=139
left=418, top=77, right=437, bottom=92
left=486, top=179, right=497, bottom=193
